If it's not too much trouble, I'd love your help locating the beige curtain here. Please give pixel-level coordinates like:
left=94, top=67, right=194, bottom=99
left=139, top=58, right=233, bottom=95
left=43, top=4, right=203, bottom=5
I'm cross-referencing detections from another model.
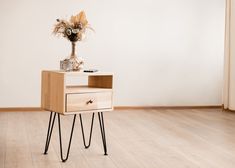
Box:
left=224, top=0, right=235, bottom=110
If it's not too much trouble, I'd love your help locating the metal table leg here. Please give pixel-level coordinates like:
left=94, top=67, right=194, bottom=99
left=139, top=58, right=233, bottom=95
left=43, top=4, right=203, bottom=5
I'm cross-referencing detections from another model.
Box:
left=44, top=111, right=108, bottom=162
left=58, top=113, right=77, bottom=162
left=98, top=112, right=108, bottom=155
left=79, top=112, right=95, bottom=149
left=44, top=111, right=56, bottom=154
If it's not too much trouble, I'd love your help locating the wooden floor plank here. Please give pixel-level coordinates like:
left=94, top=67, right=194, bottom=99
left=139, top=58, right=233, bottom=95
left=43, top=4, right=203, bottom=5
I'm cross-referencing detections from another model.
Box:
left=0, top=109, right=235, bottom=168
left=0, top=113, right=7, bottom=168
left=5, top=112, right=34, bottom=168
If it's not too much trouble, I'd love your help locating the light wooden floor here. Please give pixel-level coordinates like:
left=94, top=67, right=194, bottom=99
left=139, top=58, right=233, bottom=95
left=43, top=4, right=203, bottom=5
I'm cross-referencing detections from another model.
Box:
left=0, top=109, right=235, bottom=168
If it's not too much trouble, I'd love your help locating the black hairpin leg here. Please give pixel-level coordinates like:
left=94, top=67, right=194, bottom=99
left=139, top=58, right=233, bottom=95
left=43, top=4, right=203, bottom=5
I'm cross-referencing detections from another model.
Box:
left=79, top=113, right=95, bottom=149
left=44, top=111, right=107, bottom=162
left=58, top=114, right=77, bottom=162
left=98, top=112, right=108, bottom=155
left=44, top=111, right=56, bottom=154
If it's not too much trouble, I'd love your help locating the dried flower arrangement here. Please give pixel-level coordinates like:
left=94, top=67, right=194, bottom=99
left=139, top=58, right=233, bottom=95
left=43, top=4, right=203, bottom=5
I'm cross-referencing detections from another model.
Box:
left=53, top=11, right=92, bottom=42
left=53, top=11, right=93, bottom=71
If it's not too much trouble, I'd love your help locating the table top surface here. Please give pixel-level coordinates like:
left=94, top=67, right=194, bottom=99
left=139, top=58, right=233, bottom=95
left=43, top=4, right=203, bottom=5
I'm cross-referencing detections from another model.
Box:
left=43, top=70, right=113, bottom=76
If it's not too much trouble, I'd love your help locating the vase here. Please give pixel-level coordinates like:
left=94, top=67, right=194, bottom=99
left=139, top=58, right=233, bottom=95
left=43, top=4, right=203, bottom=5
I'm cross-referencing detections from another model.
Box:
left=60, top=42, right=84, bottom=71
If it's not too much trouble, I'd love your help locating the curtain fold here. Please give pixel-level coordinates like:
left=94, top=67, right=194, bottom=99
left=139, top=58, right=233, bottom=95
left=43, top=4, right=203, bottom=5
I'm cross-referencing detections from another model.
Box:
left=223, top=0, right=235, bottom=110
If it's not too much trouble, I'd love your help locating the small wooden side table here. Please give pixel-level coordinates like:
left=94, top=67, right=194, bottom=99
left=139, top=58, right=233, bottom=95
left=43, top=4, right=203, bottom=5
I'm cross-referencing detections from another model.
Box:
left=41, top=70, right=113, bottom=162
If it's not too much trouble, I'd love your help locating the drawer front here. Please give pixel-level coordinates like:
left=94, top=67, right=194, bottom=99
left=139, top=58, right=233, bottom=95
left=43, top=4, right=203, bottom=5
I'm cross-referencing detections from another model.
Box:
left=66, top=92, right=112, bottom=112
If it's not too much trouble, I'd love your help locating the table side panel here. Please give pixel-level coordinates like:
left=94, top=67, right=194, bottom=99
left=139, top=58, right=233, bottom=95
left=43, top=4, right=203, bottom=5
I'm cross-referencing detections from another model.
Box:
left=50, top=72, right=65, bottom=113
left=41, top=71, right=65, bottom=113
left=41, top=71, right=50, bottom=110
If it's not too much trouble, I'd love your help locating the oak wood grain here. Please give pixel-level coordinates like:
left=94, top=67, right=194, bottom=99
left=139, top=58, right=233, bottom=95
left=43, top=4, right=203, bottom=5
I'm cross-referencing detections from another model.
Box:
left=0, top=109, right=235, bottom=167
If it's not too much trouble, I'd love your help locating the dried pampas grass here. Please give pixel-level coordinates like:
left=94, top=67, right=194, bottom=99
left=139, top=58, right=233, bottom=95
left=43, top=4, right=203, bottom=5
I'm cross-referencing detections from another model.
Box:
left=53, top=11, right=93, bottom=42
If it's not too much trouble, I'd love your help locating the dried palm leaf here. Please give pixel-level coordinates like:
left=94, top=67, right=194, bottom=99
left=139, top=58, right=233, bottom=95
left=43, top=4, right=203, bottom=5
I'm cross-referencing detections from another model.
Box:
left=70, top=11, right=88, bottom=28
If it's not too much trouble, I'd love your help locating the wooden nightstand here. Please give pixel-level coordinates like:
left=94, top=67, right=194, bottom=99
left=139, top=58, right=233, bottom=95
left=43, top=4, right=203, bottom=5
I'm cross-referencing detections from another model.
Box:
left=41, top=70, right=113, bottom=162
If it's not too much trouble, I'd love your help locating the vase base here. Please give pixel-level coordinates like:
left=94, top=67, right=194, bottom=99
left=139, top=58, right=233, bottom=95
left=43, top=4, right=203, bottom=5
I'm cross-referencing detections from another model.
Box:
left=60, top=57, right=84, bottom=72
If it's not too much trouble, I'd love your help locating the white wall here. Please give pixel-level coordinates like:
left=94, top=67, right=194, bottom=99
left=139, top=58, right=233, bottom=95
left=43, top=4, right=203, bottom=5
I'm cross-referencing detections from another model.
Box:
left=0, top=0, right=225, bottom=107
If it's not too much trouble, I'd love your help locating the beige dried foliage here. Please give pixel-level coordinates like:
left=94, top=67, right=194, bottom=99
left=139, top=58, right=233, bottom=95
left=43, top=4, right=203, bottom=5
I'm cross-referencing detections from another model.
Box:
left=53, top=19, right=70, bottom=35
left=53, top=11, right=93, bottom=42
left=70, top=11, right=88, bottom=28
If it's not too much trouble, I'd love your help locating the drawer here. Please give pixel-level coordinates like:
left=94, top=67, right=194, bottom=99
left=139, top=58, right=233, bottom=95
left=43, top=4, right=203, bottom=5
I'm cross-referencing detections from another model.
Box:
left=66, top=92, right=112, bottom=112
